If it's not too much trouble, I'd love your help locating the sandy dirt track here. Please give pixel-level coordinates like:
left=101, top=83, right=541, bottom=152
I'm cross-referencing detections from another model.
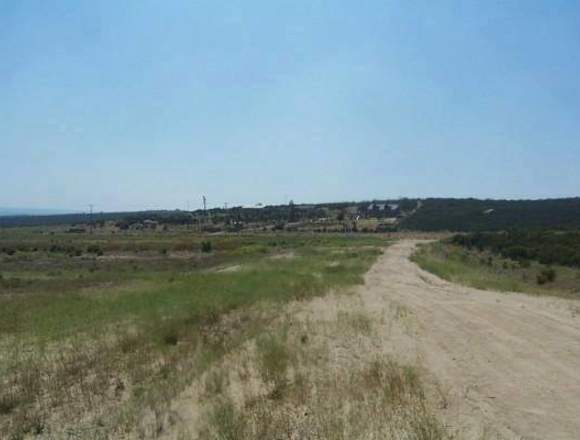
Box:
left=156, top=240, right=580, bottom=439
left=369, top=241, right=580, bottom=439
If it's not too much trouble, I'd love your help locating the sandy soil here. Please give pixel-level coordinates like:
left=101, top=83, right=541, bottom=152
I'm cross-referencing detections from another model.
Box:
left=154, top=240, right=580, bottom=439
left=368, top=240, right=580, bottom=440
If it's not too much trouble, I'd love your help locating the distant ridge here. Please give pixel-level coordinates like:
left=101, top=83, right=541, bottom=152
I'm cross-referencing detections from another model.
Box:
left=1, top=198, right=580, bottom=231
left=399, top=197, right=580, bottom=231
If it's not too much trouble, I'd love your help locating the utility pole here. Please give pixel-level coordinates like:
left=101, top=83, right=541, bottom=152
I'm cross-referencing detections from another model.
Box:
left=201, top=196, right=207, bottom=233
left=88, top=204, right=94, bottom=234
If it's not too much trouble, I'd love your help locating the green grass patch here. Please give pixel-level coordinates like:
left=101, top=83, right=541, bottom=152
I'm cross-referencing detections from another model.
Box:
left=412, top=241, right=580, bottom=299
left=0, top=233, right=386, bottom=438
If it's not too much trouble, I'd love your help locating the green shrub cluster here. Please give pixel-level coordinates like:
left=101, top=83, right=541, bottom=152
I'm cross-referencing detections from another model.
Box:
left=451, top=231, right=580, bottom=268
left=537, top=268, right=557, bottom=285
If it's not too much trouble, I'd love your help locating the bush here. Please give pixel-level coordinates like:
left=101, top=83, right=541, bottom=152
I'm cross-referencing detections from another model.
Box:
left=451, top=231, right=580, bottom=269
left=543, top=268, right=556, bottom=282
left=519, top=259, right=531, bottom=268
left=201, top=241, right=212, bottom=253
left=162, top=331, right=179, bottom=346
left=86, top=245, right=104, bottom=256
left=49, top=244, right=64, bottom=253
left=537, top=268, right=556, bottom=285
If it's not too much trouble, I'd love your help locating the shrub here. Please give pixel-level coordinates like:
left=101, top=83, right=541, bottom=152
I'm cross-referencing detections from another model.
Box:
left=86, top=245, right=104, bottom=256
left=49, top=244, right=65, bottom=253
left=163, top=331, right=179, bottom=346
left=257, top=334, right=289, bottom=398
left=537, top=268, right=556, bottom=285
left=201, top=241, right=213, bottom=253
left=543, top=268, right=556, bottom=282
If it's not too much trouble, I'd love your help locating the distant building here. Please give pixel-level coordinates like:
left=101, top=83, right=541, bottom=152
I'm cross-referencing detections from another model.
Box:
left=143, top=219, right=159, bottom=229
left=240, top=204, right=264, bottom=209
left=368, top=203, right=387, bottom=211
left=129, top=222, right=144, bottom=231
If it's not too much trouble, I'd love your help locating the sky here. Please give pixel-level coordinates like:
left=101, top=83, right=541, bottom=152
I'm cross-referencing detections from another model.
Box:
left=1, top=0, right=579, bottom=212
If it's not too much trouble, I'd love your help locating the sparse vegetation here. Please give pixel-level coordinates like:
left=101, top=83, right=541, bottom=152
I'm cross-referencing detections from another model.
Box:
left=412, top=241, right=580, bottom=299
left=451, top=231, right=580, bottom=268
left=0, top=231, right=384, bottom=438
left=201, top=240, right=213, bottom=253
left=200, top=304, right=448, bottom=440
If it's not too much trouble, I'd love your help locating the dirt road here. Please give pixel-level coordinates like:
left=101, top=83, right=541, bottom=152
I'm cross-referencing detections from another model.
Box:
left=367, top=241, right=580, bottom=440
left=156, top=240, right=580, bottom=439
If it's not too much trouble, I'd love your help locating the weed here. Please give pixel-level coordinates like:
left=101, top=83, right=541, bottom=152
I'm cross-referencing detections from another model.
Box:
left=256, top=333, right=290, bottom=398
left=0, top=393, right=19, bottom=415
left=209, top=400, right=246, bottom=440
left=537, top=267, right=556, bottom=285
left=201, top=241, right=213, bottom=253
left=205, top=370, right=228, bottom=396
left=163, top=331, right=179, bottom=346
left=338, top=310, right=373, bottom=334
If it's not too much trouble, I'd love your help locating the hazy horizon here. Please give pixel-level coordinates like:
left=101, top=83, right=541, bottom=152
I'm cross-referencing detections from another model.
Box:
left=2, top=1, right=579, bottom=211
left=3, top=194, right=580, bottom=217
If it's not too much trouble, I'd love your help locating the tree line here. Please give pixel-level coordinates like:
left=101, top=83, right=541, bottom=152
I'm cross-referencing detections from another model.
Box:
left=451, top=231, right=580, bottom=268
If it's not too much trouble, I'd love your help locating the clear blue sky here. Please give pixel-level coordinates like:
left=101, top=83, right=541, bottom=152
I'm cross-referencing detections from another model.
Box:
left=1, top=1, right=579, bottom=211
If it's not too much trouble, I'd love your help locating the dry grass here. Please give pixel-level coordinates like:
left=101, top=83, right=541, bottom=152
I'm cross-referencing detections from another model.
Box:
left=0, top=234, right=385, bottom=439
left=191, top=296, right=449, bottom=440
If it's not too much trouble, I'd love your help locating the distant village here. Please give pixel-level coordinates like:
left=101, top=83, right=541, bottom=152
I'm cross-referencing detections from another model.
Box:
left=61, top=200, right=422, bottom=234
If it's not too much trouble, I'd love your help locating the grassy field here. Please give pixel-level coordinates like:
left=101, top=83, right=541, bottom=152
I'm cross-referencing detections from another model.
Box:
left=412, top=241, right=580, bottom=299
left=0, top=230, right=386, bottom=439
left=201, top=313, right=446, bottom=440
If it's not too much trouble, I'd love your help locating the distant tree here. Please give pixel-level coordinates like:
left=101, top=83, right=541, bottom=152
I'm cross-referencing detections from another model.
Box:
left=288, top=200, right=297, bottom=222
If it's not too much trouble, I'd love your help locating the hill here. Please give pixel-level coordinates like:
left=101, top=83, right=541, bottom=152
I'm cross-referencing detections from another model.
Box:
left=400, top=198, right=580, bottom=231
left=2, top=198, right=580, bottom=232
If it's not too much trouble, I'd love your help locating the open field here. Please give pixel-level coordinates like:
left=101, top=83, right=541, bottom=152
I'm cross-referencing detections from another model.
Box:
left=0, top=231, right=385, bottom=438
left=163, top=261, right=449, bottom=439
left=3, top=231, right=580, bottom=439
left=155, top=240, right=580, bottom=439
